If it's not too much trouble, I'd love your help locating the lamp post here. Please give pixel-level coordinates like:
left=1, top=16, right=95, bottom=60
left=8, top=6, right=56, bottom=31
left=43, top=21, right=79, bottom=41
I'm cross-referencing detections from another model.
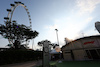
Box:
left=55, top=29, right=59, bottom=45
left=55, top=29, right=62, bottom=61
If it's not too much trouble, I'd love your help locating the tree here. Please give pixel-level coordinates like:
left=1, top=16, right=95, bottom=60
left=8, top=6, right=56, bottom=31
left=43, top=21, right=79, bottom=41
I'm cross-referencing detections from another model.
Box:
left=38, top=40, right=59, bottom=50
left=0, top=21, right=39, bottom=49
left=51, top=43, right=59, bottom=49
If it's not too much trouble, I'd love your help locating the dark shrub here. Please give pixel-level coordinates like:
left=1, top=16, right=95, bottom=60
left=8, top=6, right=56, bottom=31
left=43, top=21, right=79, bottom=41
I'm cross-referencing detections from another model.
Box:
left=0, top=49, right=43, bottom=65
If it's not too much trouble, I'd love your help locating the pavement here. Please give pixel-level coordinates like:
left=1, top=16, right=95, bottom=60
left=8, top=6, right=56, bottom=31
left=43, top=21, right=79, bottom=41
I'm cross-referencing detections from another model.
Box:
left=0, top=60, right=42, bottom=67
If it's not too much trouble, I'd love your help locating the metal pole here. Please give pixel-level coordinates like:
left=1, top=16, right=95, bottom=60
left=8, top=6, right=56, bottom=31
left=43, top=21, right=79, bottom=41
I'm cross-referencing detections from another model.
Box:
left=55, top=29, right=61, bottom=60
left=32, top=39, right=34, bottom=49
left=55, top=29, right=59, bottom=45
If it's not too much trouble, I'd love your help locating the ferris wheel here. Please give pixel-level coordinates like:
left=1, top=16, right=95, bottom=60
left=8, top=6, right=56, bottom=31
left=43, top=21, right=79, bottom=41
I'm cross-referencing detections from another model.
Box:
left=4, top=1, right=32, bottom=47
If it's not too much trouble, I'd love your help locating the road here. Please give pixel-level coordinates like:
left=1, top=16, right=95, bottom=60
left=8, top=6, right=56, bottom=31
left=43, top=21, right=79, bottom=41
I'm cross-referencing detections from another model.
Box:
left=0, top=60, right=42, bottom=67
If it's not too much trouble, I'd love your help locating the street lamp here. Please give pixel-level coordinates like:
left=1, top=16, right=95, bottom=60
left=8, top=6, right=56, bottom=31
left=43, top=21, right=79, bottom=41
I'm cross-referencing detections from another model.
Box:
left=55, top=29, right=59, bottom=45
left=55, top=29, right=62, bottom=61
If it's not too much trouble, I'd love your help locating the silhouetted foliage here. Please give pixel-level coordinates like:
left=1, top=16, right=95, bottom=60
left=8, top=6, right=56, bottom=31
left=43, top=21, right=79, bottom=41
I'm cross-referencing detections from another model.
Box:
left=38, top=40, right=59, bottom=49
left=38, top=40, right=51, bottom=47
left=0, top=21, right=39, bottom=49
left=0, top=50, right=43, bottom=65
left=52, top=43, right=59, bottom=49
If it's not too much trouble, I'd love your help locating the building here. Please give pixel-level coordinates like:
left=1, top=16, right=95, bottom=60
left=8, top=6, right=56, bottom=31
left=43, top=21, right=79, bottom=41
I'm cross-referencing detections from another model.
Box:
left=61, top=35, right=100, bottom=61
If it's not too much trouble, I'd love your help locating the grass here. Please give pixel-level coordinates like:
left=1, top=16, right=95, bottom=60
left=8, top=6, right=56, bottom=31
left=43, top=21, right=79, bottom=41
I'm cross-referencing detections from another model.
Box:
left=50, top=61, right=100, bottom=67
left=36, top=65, right=56, bottom=67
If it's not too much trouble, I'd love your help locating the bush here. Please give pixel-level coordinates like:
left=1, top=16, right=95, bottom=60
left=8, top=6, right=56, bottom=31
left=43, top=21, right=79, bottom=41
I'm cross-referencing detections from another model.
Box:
left=0, top=49, right=43, bottom=65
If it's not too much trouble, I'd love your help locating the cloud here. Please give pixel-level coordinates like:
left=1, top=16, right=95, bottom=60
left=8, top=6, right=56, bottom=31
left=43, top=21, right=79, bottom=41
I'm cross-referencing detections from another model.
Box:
left=43, top=17, right=93, bottom=47
left=45, top=24, right=58, bottom=30
left=56, top=16, right=93, bottom=40
left=55, top=19, right=60, bottom=23
left=78, top=17, right=93, bottom=28
left=43, top=0, right=99, bottom=47
left=76, top=0, right=100, bottom=15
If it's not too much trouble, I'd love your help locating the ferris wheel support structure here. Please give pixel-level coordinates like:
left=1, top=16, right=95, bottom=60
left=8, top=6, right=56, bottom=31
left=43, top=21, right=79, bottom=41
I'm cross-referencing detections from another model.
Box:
left=4, top=1, right=32, bottom=47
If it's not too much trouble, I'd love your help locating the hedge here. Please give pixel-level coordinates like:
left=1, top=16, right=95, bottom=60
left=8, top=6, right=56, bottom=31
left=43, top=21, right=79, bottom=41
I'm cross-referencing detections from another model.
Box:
left=0, top=49, right=43, bottom=65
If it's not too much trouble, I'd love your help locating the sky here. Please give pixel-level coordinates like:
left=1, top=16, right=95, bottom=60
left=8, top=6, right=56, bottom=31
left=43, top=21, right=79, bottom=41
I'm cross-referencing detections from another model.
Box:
left=0, top=0, right=100, bottom=50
